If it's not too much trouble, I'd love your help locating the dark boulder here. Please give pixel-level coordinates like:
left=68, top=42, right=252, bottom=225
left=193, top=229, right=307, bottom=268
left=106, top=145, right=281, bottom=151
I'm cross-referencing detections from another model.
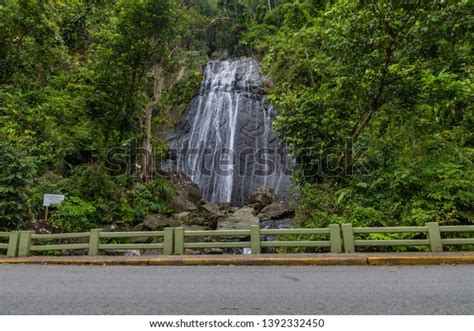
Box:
left=246, top=186, right=277, bottom=211
left=217, top=207, right=259, bottom=230
left=259, top=201, right=294, bottom=220
left=141, top=214, right=178, bottom=230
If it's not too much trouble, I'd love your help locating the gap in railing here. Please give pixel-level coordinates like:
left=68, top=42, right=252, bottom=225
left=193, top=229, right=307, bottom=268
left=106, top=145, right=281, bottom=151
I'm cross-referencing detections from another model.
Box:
left=264, top=233, right=331, bottom=254
left=439, top=228, right=474, bottom=252
left=352, top=232, right=431, bottom=253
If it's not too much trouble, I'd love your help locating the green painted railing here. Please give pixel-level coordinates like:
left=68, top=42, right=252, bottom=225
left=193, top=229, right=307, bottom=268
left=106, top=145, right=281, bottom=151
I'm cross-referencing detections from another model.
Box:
left=341, top=222, right=474, bottom=253
left=174, top=227, right=252, bottom=255
left=260, top=224, right=342, bottom=253
left=4, top=222, right=474, bottom=257
left=173, top=224, right=341, bottom=255
left=16, top=229, right=174, bottom=257
left=0, top=231, right=20, bottom=257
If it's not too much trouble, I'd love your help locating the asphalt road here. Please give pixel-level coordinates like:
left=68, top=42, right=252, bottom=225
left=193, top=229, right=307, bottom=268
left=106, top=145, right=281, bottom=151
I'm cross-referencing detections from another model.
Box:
left=1, top=265, right=473, bottom=315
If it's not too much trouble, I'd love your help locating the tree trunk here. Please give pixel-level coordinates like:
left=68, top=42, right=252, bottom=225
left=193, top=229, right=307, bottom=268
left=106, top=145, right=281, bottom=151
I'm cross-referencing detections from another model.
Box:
left=141, top=64, right=164, bottom=182
left=140, top=64, right=188, bottom=181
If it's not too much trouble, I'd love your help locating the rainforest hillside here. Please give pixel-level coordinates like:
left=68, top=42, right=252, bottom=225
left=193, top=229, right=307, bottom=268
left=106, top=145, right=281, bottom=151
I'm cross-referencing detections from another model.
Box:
left=0, top=0, right=472, bottom=233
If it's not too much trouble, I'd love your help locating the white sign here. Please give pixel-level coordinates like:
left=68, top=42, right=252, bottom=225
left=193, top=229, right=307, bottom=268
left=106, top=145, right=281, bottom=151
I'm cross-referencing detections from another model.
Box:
left=43, top=194, right=65, bottom=207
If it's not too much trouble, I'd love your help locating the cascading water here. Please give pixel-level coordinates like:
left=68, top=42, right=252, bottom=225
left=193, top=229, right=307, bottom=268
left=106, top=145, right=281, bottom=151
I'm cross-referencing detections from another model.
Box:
left=168, top=58, right=292, bottom=205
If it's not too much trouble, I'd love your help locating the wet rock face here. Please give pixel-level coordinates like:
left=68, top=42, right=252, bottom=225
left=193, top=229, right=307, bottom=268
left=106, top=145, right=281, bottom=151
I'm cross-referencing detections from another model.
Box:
left=167, top=58, right=293, bottom=206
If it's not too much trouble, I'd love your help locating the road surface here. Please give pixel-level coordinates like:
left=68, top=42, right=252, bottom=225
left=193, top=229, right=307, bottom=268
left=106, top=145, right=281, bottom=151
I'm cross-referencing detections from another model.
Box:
left=1, top=265, right=473, bottom=314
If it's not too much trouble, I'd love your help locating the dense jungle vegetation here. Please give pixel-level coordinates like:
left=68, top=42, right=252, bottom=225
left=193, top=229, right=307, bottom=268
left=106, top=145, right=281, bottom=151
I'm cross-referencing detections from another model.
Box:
left=1, top=0, right=472, bottom=233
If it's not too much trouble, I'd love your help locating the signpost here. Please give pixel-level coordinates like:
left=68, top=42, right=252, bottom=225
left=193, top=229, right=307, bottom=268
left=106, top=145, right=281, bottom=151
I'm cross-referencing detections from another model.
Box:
left=43, top=194, right=65, bottom=222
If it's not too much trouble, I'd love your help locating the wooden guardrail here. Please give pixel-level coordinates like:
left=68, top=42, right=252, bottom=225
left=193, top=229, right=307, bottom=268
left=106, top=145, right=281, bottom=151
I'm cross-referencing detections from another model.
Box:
left=2, top=222, right=473, bottom=257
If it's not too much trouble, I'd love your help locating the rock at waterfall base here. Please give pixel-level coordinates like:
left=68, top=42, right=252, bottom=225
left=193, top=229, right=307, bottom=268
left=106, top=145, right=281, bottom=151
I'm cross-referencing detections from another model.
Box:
left=217, top=207, right=259, bottom=230
left=141, top=214, right=178, bottom=230
left=246, top=186, right=277, bottom=211
left=164, top=170, right=202, bottom=213
left=259, top=201, right=294, bottom=220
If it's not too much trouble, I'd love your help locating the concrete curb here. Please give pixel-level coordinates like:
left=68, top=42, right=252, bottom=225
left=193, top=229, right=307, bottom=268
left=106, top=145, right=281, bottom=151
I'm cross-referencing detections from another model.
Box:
left=368, top=255, right=474, bottom=265
left=1, top=253, right=474, bottom=266
left=0, top=256, right=367, bottom=266
left=147, top=256, right=368, bottom=266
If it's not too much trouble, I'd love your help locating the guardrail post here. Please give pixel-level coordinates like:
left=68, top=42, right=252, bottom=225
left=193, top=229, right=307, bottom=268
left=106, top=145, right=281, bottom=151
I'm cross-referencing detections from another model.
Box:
left=18, top=231, right=34, bottom=257
left=174, top=227, right=184, bottom=255
left=163, top=228, right=174, bottom=255
left=7, top=231, right=20, bottom=257
left=341, top=224, right=355, bottom=253
left=250, top=225, right=261, bottom=254
left=426, top=222, right=443, bottom=252
left=88, top=229, right=100, bottom=256
left=329, top=224, right=342, bottom=253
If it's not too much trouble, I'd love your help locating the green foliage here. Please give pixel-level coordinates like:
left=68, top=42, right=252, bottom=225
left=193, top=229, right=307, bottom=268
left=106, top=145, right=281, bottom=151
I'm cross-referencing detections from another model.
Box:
left=0, top=142, right=38, bottom=230
left=49, top=197, right=96, bottom=232
left=127, top=178, right=176, bottom=221
left=25, top=166, right=176, bottom=231
left=0, top=0, right=199, bottom=231
left=83, top=0, right=177, bottom=144
left=156, top=70, right=203, bottom=129
left=241, top=0, right=473, bottom=229
left=1, top=0, right=472, bottom=239
left=195, top=0, right=289, bottom=56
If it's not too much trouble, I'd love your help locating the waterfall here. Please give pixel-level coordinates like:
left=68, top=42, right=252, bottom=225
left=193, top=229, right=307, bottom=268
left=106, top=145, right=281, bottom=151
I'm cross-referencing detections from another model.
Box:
left=168, top=58, right=292, bottom=205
